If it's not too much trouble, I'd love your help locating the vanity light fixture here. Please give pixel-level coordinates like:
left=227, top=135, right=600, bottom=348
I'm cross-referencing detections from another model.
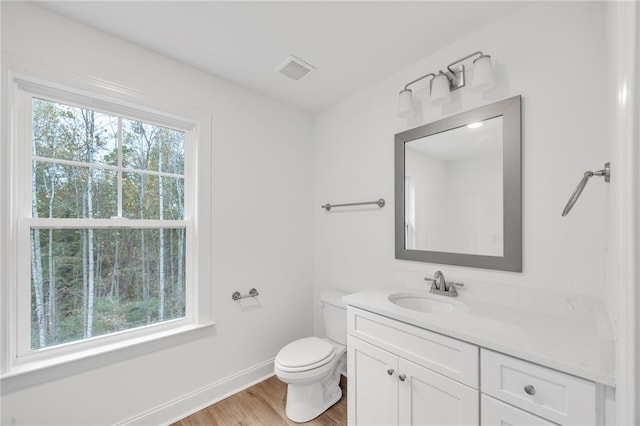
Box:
left=397, top=51, right=496, bottom=117
left=466, top=122, right=483, bottom=129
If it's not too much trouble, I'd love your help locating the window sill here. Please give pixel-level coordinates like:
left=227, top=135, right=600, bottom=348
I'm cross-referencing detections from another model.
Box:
left=1, top=322, right=215, bottom=394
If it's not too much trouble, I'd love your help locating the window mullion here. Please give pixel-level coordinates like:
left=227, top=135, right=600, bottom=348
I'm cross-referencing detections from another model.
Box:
left=120, top=168, right=184, bottom=180
left=23, top=218, right=188, bottom=229
left=117, top=117, right=123, bottom=218
left=32, top=156, right=120, bottom=173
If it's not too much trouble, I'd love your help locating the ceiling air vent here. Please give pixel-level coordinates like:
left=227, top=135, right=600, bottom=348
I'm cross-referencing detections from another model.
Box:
left=275, top=55, right=315, bottom=81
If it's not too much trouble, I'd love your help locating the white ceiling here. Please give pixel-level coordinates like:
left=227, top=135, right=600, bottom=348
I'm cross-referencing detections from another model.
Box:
left=34, top=1, right=529, bottom=113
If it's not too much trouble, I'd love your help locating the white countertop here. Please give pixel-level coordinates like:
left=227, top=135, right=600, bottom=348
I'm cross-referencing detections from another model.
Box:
left=343, top=287, right=616, bottom=386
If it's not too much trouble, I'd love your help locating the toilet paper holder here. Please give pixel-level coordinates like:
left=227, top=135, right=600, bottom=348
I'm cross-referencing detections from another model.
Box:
left=232, top=288, right=259, bottom=301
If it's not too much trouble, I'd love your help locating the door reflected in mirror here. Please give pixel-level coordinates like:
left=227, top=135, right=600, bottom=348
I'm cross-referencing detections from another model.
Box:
left=404, top=116, right=503, bottom=256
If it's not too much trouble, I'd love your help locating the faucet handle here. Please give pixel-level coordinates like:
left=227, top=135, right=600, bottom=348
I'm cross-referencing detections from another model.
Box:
left=424, top=277, right=438, bottom=291
left=447, top=281, right=464, bottom=295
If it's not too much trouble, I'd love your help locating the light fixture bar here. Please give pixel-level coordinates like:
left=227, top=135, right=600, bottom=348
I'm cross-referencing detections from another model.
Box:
left=403, top=72, right=436, bottom=91
left=397, top=50, right=495, bottom=117
left=446, top=51, right=486, bottom=75
left=445, top=51, right=488, bottom=91
left=446, top=64, right=465, bottom=91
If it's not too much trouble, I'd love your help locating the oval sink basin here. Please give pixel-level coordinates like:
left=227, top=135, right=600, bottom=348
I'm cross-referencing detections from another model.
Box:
left=388, top=293, right=469, bottom=314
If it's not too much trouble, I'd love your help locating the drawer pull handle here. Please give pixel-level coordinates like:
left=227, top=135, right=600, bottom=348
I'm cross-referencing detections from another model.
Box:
left=387, top=369, right=394, bottom=376
left=524, top=385, right=536, bottom=395
left=398, top=374, right=406, bottom=381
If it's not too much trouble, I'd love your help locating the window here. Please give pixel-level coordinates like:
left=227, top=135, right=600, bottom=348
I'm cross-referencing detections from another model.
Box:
left=29, top=98, right=187, bottom=350
left=2, top=66, right=212, bottom=384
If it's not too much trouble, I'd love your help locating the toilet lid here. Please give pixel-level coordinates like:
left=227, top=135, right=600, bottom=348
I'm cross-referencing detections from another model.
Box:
left=276, top=337, right=335, bottom=369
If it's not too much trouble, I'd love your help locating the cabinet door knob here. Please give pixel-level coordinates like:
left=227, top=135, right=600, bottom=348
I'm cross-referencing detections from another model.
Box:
left=524, top=385, right=536, bottom=395
left=387, top=369, right=394, bottom=375
left=398, top=374, right=406, bottom=381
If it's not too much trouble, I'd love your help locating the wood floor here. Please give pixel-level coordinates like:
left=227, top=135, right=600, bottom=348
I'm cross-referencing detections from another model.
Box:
left=172, top=375, right=347, bottom=426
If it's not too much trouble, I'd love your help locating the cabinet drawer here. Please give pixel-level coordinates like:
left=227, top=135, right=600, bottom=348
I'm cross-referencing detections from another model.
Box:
left=481, top=349, right=596, bottom=425
left=481, top=394, right=556, bottom=426
left=348, top=307, right=479, bottom=388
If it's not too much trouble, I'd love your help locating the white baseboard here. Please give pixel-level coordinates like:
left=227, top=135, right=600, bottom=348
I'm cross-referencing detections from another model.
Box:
left=118, top=359, right=275, bottom=425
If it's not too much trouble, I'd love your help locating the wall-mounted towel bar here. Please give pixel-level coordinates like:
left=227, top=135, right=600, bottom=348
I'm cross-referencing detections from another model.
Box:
left=322, top=198, right=385, bottom=211
left=232, top=288, right=259, bottom=301
left=562, top=162, right=610, bottom=217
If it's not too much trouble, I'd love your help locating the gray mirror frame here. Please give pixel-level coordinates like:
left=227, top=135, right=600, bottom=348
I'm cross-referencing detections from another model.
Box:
left=395, top=95, right=522, bottom=272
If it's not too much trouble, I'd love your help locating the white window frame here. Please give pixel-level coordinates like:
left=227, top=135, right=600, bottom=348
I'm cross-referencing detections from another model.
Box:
left=1, top=58, right=214, bottom=392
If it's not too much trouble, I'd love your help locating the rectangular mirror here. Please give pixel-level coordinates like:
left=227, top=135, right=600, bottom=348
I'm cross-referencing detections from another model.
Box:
left=395, top=96, right=521, bottom=271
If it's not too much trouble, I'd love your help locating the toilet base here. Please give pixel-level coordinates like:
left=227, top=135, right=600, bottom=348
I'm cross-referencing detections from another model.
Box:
left=274, top=338, right=347, bottom=423
left=284, top=370, right=344, bottom=423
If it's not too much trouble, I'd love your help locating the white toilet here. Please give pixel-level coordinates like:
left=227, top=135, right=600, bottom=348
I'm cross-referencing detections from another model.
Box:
left=274, top=291, right=348, bottom=423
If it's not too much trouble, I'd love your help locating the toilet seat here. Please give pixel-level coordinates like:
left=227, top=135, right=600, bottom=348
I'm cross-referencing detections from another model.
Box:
left=275, top=337, right=336, bottom=373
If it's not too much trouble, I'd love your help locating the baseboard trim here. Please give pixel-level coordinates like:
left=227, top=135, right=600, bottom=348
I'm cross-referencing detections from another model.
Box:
left=118, top=359, right=275, bottom=425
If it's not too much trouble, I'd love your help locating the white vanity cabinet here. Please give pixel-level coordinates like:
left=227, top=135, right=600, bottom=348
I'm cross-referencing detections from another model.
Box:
left=347, top=307, right=479, bottom=426
left=346, top=305, right=613, bottom=426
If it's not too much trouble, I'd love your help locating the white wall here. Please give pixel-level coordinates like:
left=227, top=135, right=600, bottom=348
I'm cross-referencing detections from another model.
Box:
left=313, top=2, right=610, bottom=334
left=1, top=3, right=314, bottom=425
left=445, top=154, right=503, bottom=256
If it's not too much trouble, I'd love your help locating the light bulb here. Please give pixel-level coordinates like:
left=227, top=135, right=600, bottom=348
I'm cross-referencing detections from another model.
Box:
left=430, top=73, right=451, bottom=106
left=471, top=55, right=495, bottom=92
left=397, top=89, right=415, bottom=118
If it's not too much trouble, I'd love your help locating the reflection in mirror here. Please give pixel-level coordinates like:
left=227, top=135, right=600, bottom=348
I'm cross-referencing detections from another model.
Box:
left=405, top=116, right=503, bottom=256
left=395, top=96, right=521, bottom=272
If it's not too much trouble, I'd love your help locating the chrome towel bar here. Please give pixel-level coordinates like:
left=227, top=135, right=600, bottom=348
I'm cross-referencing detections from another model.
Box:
left=322, top=198, right=385, bottom=211
left=232, top=288, right=259, bottom=301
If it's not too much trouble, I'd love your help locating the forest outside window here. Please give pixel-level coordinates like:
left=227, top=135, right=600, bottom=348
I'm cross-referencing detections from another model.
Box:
left=1, top=68, right=212, bottom=387
left=27, top=97, right=188, bottom=351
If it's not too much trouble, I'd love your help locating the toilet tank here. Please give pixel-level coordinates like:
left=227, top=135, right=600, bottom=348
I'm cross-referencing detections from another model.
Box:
left=320, top=291, right=348, bottom=345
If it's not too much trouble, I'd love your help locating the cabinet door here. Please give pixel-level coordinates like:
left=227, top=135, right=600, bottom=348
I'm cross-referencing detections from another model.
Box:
left=348, top=336, right=398, bottom=426
left=398, top=358, right=479, bottom=426
left=481, top=394, right=556, bottom=426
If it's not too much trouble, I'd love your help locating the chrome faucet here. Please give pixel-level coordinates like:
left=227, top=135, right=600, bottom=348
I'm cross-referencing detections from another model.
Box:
left=424, top=270, right=464, bottom=297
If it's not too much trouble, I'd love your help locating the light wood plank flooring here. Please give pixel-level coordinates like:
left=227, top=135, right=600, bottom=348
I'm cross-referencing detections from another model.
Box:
left=172, top=375, right=347, bottom=426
